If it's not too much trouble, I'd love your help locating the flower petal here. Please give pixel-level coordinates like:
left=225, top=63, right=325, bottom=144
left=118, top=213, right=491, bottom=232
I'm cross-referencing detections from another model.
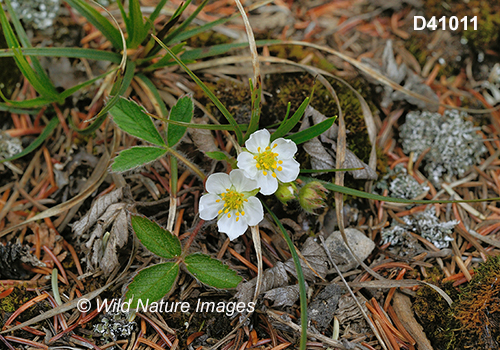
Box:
left=272, top=138, right=297, bottom=159
left=245, top=129, right=270, bottom=153
left=217, top=211, right=248, bottom=240
left=205, top=172, right=232, bottom=194
left=236, top=152, right=259, bottom=179
left=230, top=169, right=258, bottom=192
left=276, top=158, right=300, bottom=183
left=199, top=193, right=224, bottom=220
left=255, top=171, right=278, bottom=195
left=243, top=197, right=263, bottom=226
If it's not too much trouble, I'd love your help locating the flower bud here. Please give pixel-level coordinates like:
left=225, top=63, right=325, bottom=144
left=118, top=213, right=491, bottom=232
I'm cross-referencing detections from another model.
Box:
left=275, top=182, right=298, bottom=204
left=299, top=181, right=328, bottom=213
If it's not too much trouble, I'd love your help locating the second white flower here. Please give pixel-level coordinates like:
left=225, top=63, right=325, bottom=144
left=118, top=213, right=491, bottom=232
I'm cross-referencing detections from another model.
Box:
left=237, top=129, right=300, bottom=195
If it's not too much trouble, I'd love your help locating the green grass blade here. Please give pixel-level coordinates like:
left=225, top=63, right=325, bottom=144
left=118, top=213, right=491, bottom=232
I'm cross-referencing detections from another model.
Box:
left=310, top=178, right=500, bottom=204
left=0, top=88, right=52, bottom=108
left=0, top=7, right=61, bottom=102
left=128, top=0, right=147, bottom=47
left=153, top=36, right=243, bottom=144
left=180, top=40, right=281, bottom=61
left=264, top=202, right=307, bottom=350
left=0, top=118, right=59, bottom=164
left=272, top=97, right=310, bottom=141
left=142, top=42, right=186, bottom=71
left=149, top=0, right=169, bottom=22
left=59, top=69, right=117, bottom=100
left=2, top=0, right=59, bottom=96
left=0, top=103, right=39, bottom=114
left=65, top=0, right=123, bottom=49
left=135, top=74, right=168, bottom=118
left=0, top=47, right=122, bottom=63
left=286, top=117, right=336, bottom=144
left=71, top=62, right=135, bottom=135
left=163, top=0, right=207, bottom=45
left=245, top=78, right=262, bottom=140
left=171, top=16, right=232, bottom=44
left=11, top=48, right=62, bottom=102
left=146, top=1, right=191, bottom=57
left=157, top=119, right=247, bottom=131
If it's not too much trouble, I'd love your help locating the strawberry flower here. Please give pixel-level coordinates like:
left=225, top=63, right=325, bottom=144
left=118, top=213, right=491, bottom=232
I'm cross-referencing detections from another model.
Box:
left=237, top=129, right=300, bottom=195
left=199, top=169, right=263, bottom=240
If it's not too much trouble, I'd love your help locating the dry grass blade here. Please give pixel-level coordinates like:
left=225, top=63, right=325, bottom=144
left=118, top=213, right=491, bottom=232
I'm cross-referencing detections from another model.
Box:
left=0, top=149, right=111, bottom=238
left=250, top=225, right=263, bottom=303
left=234, top=0, right=260, bottom=89
left=0, top=282, right=112, bottom=334
left=283, top=41, right=499, bottom=115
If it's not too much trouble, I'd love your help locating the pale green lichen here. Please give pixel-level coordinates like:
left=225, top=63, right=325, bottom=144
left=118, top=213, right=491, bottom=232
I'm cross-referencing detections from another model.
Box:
left=400, top=109, right=486, bottom=185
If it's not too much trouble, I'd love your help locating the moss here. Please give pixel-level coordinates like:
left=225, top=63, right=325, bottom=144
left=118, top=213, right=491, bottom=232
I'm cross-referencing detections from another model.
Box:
left=424, top=0, right=500, bottom=51
left=193, top=72, right=387, bottom=193
left=267, top=44, right=337, bottom=73
left=453, top=254, right=500, bottom=349
left=185, top=30, right=232, bottom=48
left=193, top=79, right=252, bottom=125
left=403, top=33, right=460, bottom=78
left=0, top=287, right=40, bottom=328
left=414, top=256, right=500, bottom=350
left=413, top=268, right=460, bottom=350
left=264, top=72, right=379, bottom=166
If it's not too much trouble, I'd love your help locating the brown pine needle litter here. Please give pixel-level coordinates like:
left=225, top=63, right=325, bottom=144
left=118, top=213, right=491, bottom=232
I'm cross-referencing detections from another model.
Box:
left=1, top=1, right=500, bottom=350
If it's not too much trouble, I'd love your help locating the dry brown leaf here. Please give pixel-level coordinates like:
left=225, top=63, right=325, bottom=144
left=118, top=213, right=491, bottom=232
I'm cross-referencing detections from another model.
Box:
left=189, top=117, right=219, bottom=154
left=73, top=187, right=132, bottom=275
left=361, top=40, right=439, bottom=111
left=264, top=284, right=301, bottom=307
left=301, top=106, right=377, bottom=180
left=236, top=261, right=288, bottom=305
left=284, top=237, right=328, bottom=281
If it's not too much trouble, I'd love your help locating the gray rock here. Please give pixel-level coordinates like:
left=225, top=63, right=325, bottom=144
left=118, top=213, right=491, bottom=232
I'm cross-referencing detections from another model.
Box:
left=324, top=228, right=375, bottom=272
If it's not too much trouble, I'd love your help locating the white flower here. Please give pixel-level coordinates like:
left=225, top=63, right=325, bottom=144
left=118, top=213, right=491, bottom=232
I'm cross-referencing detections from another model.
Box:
left=199, top=169, right=263, bottom=240
left=237, top=129, right=300, bottom=195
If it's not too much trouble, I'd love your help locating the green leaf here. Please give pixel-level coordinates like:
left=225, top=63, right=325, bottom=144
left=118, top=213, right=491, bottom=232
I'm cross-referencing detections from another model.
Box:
left=286, top=117, right=337, bottom=144
left=167, top=95, right=193, bottom=147
left=64, top=0, right=122, bottom=49
left=271, top=97, right=310, bottom=141
left=109, top=97, right=166, bottom=146
left=130, top=215, right=181, bottom=258
left=184, top=253, right=242, bottom=289
left=0, top=118, right=59, bottom=164
left=111, top=146, right=167, bottom=172
left=205, top=151, right=229, bottom=161
left=125, top=262, right=179, bottom=310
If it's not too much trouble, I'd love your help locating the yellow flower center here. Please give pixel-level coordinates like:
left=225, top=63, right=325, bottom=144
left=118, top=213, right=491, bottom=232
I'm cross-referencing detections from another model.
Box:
left=217, top=190, right=247, bottom=219
left=254, top=145, right=283, bottom=177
